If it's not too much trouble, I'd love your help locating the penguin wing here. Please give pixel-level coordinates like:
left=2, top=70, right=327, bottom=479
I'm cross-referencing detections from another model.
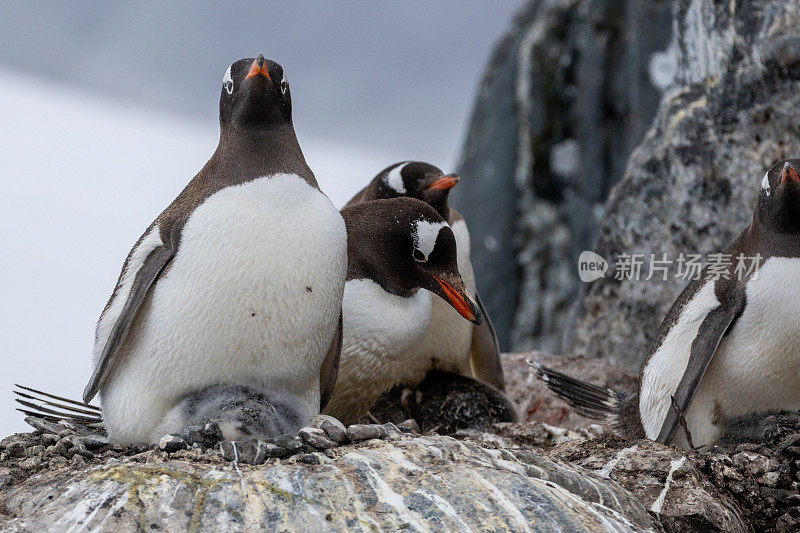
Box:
left=318, top=309, right=343, bottom=411
left=468, top=291, right=506, bottom=391
left=655, top=289, right=745, bottom=445
left=83, top=232, right=176, bottom=404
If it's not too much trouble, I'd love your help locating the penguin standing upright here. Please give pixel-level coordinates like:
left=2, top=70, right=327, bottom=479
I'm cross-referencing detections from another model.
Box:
left=346, top=162, right=505, bottom=391
left=81, top=56, right=346, bottom=444
left=323, top=197, right=482, bottom=425
left=535, top=159, right=800, bottom=450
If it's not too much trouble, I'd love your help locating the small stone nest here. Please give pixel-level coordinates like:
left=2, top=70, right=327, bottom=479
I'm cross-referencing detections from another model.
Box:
left=0, top=414, right=422, bottom=483
left=698, top=412, right=800, bottom=532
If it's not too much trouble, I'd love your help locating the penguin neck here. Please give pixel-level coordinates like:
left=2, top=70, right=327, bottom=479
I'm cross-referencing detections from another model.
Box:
left=214, top=124, right=317, bottom=187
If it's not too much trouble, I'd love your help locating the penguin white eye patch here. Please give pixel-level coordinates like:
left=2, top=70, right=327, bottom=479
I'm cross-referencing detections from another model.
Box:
left=280, top=70, right=289, bottom=95
left=761, top=171, right=771, bottom=195
left=412, top=220, right=448, bottom=262
left=223, top=65, right=234, bottom=94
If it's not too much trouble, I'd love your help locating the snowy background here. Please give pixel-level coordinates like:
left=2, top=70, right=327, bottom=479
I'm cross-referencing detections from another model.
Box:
left=0, top=1, right=521, bottom=436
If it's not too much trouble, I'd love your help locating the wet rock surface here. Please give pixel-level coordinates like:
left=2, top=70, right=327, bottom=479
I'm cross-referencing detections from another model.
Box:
left=1, top=417, right=659, bottom=532
left=4, top=408, right=800, bottom=530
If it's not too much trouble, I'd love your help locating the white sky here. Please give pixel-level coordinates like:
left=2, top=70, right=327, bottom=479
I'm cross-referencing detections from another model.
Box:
left=0, top=68, right=403, bottom=436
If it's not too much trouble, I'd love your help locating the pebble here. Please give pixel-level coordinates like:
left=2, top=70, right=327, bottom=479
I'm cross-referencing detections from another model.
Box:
left=181, top=422, right=224, bottom=448
left=158, top=435, right=188, bottom=453
left=346, top=424, right=388, bottom=442
left=19, top=456, right=42, bottom=470
left=299, top=453, right=321, bottom=465
left=41, top=434, right=59, bottom=446
left=220, top=440, right=271, bottom=465
left=77, top=435, right=111, bottom=451
left=311, top=415, right=348, bottom=444
left=272, top=435, right=302, bottom=453
left=298, top=427, right=339, bottom=450
left=6, top=442, right=26, bottom=458
left=397, top=419, right=421, bottom=435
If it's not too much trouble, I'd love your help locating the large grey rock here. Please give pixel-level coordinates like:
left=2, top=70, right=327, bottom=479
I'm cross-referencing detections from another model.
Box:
left=453, top=0, right=671, bottom=351
left=1, top=434, right=659, bottom=531
left=568, top=0, right=800, bottom=372
left=548, top=437, right=747, bottom=532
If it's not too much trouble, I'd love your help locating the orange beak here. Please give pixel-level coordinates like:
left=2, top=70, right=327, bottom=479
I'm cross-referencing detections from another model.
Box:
left=427, top=174, right=460, bottom=190
left=780, top=162, right=800, bottom=184
left=431, top=274, right=482, bottom=324
left=245, top=58, right=271, bottom=81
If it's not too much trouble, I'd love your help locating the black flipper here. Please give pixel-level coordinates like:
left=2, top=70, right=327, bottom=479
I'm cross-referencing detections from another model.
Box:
left=319, top=310, right=343, bottom=411
left=469, top=291, right=506, bottom=391
left=83, top=236, right=176, bottom=404
left=655, top=294, right=744, bottom=445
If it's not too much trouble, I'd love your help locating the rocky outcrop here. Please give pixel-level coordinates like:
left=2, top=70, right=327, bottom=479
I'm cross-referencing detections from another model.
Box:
left=6, top=357, right=800, bottom=531
left=453, top=0, right=671, bottom=351
left=568, top=0, right=800, bottom=371
left=1, top=424, right=661, bottom=531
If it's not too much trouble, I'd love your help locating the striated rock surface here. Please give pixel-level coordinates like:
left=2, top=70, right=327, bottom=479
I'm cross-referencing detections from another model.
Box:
left=568, top=0, right=800, bottom=372
left=7, top=404, right=800, bottom=530
left=1, top=431, right=658, bottom=532
left=453, top=0, right=671, bottom=351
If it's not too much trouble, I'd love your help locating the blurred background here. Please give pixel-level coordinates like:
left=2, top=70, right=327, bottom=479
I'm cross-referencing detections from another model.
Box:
left=0, top=1, right=523, bottom=437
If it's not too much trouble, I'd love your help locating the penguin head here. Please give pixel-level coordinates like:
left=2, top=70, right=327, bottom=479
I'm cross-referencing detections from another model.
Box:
left=757, top=158, right=800, bottom=233
left=219, top=55, right=292, bottom=131
left=343, top=198, right=482, bottom=324
left=374, top=162, right=460, bottom=218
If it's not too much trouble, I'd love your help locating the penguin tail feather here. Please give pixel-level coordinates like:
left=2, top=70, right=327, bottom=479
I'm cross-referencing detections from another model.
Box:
left=13, top=384, right=104, bottom=428
left=528, top=361, right=624, bottom=427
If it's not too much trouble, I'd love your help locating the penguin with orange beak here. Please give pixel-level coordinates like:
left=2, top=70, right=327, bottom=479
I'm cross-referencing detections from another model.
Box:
left=346, top=162, right=506, bottom=394
left=323, top=197, right=483, bottom=425
left=535, top=159, right=800, bottom=451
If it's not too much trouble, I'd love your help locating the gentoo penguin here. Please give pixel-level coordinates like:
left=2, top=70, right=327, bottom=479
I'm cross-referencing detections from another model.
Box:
left=81, top=55, right=347, bottom=444
left=322, top=197, right=482, bottom=425
left=346, top=161, right=505, bottom=391
left=534, top=159, right=800, bottom=450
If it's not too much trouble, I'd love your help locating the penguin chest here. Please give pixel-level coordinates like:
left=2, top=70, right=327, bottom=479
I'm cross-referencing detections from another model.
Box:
left=326, top=279, right=432, bottom=423
left=695, top=257, right=800, bottom=419
left=404, top=220, right=476, bottom=383
left=116, top=174, right=346, bottom=407
left=639, top=257, right=800, bottom=448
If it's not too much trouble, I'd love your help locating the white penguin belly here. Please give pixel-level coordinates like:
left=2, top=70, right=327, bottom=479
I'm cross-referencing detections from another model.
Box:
left=640, top=258, right=800, bottom=450
left=683, top=257, right=800, bottom=449
left=323, top=279, right=432, bottom=425
left=401, top=219, right=475, bottom=386
left=100, top=174, right=347, bottom=444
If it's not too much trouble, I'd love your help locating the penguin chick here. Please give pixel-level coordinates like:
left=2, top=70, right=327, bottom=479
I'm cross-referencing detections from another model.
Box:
left=347, top=161, right=505, bottom=392
left=84, top=55, right=346, bottom=444
left=534, top=159, right=800, bottom=451
left=154, top=385, right=307, bottom=441
left=323, top=197, right=482, bottom=425
left=413, top=371, right=518, bottom=434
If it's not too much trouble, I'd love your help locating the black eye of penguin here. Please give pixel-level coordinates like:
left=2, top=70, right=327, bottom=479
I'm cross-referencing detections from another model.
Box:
left=413, top=249, right=426, bottom=262
left=281, top=80, right=288, bottom=96
left=224, top=80, right=234, bottom=95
